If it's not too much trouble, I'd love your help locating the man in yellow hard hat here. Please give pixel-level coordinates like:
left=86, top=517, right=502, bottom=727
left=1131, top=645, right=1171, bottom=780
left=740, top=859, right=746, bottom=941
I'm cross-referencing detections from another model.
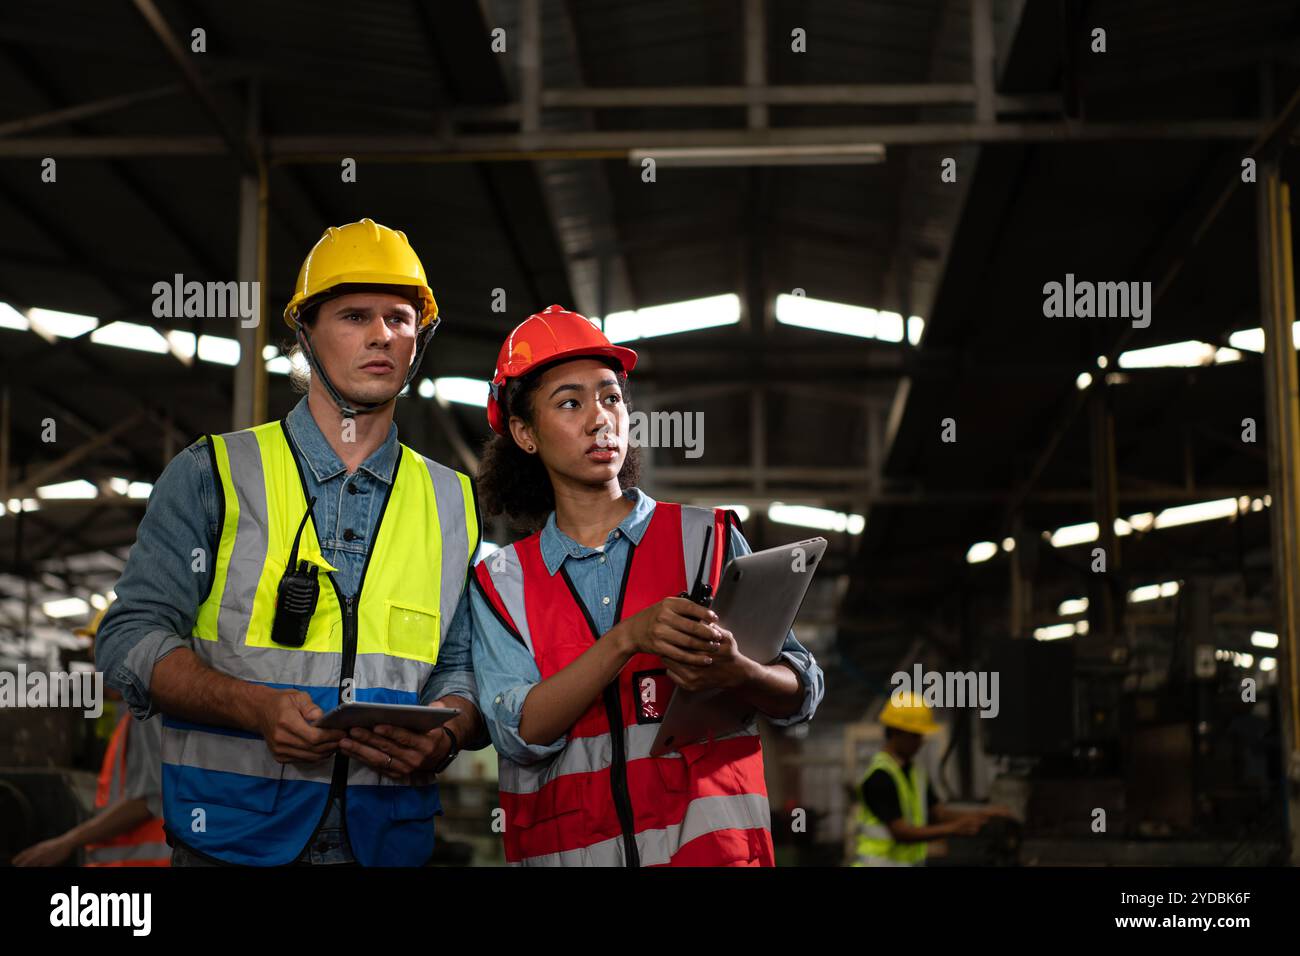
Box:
left=14, top=604, right=169, bottom=866
left=96, top=219, right=486, bottom=866
left=852, top=692, right=1013, bottom=866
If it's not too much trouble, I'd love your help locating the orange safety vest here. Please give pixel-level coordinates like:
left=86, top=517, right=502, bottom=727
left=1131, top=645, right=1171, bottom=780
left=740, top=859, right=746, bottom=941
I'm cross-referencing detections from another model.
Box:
left=475, top=501, right=775, bottom=866
left=84, top=716, right=170, bottom=867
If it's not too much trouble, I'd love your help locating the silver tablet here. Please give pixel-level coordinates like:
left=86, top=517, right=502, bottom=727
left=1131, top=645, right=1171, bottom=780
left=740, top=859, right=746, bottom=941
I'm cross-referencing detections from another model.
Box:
left=651, top=536, right=827, bottom=756
left=315, top=702, right=460, bottom=732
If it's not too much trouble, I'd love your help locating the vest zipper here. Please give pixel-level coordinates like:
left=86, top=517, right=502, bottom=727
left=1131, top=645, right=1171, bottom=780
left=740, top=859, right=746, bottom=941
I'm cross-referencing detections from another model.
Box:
left=602, top=684, right=640, bottom=867
left=559, top=562, right=640, bottom=867
left=281, top=419, right=400, bottom=862
left=327, top=591, right=357, bottom=805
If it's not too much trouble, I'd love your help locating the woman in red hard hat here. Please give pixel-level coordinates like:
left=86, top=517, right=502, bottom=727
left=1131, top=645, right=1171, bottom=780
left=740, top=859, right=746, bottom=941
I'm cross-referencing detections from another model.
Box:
left=470, top=305, right=824, bottom=866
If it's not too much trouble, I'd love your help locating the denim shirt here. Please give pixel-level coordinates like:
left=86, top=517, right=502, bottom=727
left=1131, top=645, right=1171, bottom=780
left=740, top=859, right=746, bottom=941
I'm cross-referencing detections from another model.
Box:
left=470, top=488, right=825, bottom=767
left=96, top=396, right=481, bottom=864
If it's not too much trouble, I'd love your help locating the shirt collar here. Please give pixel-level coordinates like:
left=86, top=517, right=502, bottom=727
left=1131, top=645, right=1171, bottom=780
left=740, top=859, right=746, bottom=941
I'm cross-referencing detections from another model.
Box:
left=284, top=396, right=400, bottom=485
left=539, top=487, right=657, bottom=576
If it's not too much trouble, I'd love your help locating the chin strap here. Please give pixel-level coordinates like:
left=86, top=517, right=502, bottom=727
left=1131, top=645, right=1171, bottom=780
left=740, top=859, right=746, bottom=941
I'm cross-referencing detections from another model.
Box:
left=295, top=317, right=439, bottom=419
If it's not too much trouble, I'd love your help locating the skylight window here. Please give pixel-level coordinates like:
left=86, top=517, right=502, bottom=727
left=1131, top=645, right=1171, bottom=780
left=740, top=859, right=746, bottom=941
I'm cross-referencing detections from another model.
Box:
left=768, top=503, right=864, bottom=535
left=774, top=293, right=921, bottom=344
left=29, top=308, right=98, bottom=341
left=604, top=294, right=740, bottom=343
left=90, top=321, right=170, bottom=354
left=0, top=302, right=29, bottom=331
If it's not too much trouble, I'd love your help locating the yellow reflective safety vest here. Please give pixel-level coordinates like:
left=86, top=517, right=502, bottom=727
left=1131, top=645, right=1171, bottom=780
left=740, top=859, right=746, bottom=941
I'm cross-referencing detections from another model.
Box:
left=853, top=750, right=928, bottom=866
left=161, top=419, right=479, bottom=866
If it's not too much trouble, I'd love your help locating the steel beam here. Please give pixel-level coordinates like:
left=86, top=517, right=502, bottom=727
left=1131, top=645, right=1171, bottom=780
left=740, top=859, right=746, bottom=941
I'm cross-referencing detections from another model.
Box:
left=518, top=0, right=541, bottom=134
left=970, top=0, right=996, bottom=124
left=1257, top=166, right=1300, bottom=865
left=129, top=0, right=258, bottom=173
left=232, top=87, right=269, bottom=431
left=743, top=0, right=767, bottom=130
left=1000, top=83, right=1300, bottom=534
left=7, top=410, right=146, bottom=500
left=0, top=119, right=1269, bottom=160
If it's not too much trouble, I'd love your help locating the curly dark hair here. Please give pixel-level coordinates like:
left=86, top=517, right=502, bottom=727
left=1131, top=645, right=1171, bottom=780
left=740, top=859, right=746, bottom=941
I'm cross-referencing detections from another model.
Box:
left=477, top=358, right=641, bottom=533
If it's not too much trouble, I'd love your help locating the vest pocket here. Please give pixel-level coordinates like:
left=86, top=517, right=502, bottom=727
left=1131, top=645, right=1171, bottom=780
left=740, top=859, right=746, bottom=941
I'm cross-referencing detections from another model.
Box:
left=175, top=730, right=286, bottom=813
left=507, top=783, right=586, bottom=832
left=651, top=752, right=691, bottom=794
left=387, top=783, right=442, bottom=821
left=385, top=600, right=440, bottom=663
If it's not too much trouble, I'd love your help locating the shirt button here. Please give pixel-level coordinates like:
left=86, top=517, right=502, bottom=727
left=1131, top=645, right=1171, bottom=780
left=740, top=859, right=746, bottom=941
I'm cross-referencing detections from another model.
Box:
left=347, top=484, right=360, bottom=495
left=613, top=530, right=621, bottom=538
left=602, top=596, right=611, bottom=606
left=343, top=528, right=359, bottom=542
left=599, top=555, right=606, bottom=564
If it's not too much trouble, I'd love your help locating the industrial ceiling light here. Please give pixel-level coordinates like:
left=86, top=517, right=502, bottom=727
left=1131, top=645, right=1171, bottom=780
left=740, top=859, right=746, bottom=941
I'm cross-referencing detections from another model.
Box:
left=1251, top=631, right=1279, bottom=649
left=108, top=478, right=152, bottom=499
left=197, top=335, right=240, bottom=366
left=433, top=377, right=489, bottom=407
left=628, top=144, right=886, bottom=167
left=1227, top=325, right=1300, bottom=352
left=1117, top=340, right=1240, bottom=368
left=43, top=597, right=91, bottom=618
left=1033, top=622, right=1077, bottom=641
left=1128, top=580, right=1180, bottom=603
left=712, top=504, right=752, bottom=522
left=36, top=479, right=98, bottom=500
left=1152, top=498, right=1237, bottom=529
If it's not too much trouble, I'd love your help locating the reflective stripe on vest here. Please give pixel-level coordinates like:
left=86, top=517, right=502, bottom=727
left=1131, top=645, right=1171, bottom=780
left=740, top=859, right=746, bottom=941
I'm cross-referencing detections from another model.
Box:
left=853, top=750, right=928, bottom=866
left=476, top=501, right=773, bottom=867
left=85, top=715, right=170, bottom=867
left=164, top=420, right=478, bottom=867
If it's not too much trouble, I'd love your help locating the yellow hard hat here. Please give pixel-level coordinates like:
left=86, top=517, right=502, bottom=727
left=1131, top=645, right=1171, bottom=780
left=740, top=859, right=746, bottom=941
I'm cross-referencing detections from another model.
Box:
left=283, top=218, right=439, bottom=330
left=879, top=691, right=940, bottom=735
left=73, top=604, right=110, bottom=638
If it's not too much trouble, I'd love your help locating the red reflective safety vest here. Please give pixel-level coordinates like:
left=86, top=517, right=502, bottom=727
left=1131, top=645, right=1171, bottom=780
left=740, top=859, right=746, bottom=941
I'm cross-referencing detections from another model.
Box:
left=474, top=501, right=775, bottom=866
left=85, top=716, right=170, bottom=867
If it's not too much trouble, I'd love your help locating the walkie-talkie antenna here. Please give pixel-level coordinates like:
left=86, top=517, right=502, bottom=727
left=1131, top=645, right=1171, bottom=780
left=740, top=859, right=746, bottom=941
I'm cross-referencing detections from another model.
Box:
left=289, top=496, right=317, bottom=568
left=691, top=526, right=713, bottom=599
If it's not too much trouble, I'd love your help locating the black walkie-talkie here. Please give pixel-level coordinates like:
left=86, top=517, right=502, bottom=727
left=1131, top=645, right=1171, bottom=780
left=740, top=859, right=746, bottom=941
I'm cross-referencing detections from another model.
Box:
left=678, top=526, right=715, bottom=608
left=271, top=496, right=320, bottom=648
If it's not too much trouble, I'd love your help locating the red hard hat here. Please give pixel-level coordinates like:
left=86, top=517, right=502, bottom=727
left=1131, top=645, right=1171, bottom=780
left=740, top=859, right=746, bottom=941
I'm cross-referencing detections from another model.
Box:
left=487, top=305, right=638, bottom=435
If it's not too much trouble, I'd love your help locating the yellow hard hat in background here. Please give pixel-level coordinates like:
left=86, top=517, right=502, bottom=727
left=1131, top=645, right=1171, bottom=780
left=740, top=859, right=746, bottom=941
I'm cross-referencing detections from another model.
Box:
left=283, top=218, right=439, bottom=329
left=74, top=603, right=110, bottom=638
left=879, top=691, right=940, bottom=735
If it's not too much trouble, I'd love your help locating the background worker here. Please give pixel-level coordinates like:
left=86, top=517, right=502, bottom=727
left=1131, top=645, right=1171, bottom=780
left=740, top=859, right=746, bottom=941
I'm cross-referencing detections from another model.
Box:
left=95, top=219, right=484, bottom=866
left=14, top=604, right=169, bottom=867
left=853, top=692, right=1014, bottom=866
